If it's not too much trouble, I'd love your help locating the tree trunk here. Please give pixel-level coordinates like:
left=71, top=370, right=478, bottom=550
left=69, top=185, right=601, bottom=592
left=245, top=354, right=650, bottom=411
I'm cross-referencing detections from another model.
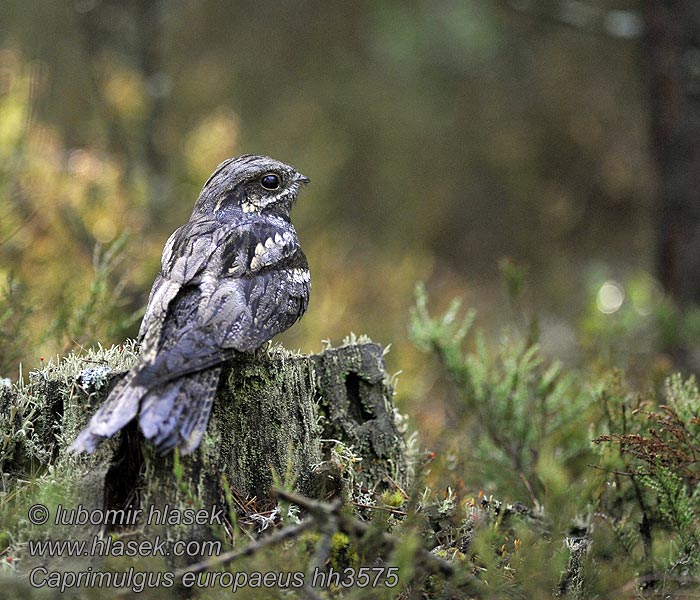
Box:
left=644, top=1, right=700, bottom=306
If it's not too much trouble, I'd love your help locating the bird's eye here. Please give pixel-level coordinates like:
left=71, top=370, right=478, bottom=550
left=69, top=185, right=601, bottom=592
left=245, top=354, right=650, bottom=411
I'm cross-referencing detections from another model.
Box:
left=260, top=173, right=280, bottom=190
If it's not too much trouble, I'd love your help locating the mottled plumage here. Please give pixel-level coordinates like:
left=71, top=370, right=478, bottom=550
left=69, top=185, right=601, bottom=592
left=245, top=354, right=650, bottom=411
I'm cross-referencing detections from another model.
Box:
left=70, top=155, right=311, bottom=455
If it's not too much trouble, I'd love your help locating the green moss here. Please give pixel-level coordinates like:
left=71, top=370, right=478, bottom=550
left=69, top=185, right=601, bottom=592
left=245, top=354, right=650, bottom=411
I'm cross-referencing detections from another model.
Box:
left=328, top=532, right=360, bottom=571
left=380, top=490, right=405, bottom=508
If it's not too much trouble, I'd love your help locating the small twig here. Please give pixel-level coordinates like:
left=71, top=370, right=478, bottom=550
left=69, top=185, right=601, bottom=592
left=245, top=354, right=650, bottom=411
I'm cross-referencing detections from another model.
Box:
left=237, top=522, right=256, bottom=542
left=271, top=488, right=340, bottom=600
left=175, top=519, right=314, bottom=578
left=272, top=487, right=342, bottom=519
left=352, top=502, right=408, bottom=516
left=587, top=464, right=643, bottom=477
left=384, top=473, right=409, bottom=499
left=618, top=573, right=700, bottom=596
left=272, top=487, right=455, bottom=578
left=518, top=472, right=538, bottom=507
left=305, top=524, right=334, bottom=600
left=229, top=487, right=257, bottom=515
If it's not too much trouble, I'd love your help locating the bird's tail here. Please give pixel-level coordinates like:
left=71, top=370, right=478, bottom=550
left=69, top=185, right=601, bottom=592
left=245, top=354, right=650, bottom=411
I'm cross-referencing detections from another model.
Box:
left=138, top=366, right=222, bottom=455
left=68, top=370, right=147, bottom=454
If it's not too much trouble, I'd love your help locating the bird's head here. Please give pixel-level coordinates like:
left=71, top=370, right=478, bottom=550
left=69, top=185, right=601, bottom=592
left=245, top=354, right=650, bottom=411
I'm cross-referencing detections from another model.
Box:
left=191, top=154, right=309, bottom=220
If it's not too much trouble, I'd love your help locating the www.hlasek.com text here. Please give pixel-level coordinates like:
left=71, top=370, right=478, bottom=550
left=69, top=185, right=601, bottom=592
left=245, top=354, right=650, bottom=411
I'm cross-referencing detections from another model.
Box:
left=27, top=535, right=221, bottom=559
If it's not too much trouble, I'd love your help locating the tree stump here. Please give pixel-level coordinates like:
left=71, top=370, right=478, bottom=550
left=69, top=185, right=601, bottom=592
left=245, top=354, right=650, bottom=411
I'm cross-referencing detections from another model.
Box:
left=2, top=341, right=409, bottom=548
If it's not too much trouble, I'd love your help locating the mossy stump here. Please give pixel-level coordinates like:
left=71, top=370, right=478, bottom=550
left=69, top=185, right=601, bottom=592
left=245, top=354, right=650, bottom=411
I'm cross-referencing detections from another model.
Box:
left=3, top=341, right=408, bottom=548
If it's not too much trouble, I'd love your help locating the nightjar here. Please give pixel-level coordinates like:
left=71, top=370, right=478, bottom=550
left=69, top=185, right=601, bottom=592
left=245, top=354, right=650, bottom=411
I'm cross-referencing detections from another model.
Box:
left=70, top=155, right=311, bottom=455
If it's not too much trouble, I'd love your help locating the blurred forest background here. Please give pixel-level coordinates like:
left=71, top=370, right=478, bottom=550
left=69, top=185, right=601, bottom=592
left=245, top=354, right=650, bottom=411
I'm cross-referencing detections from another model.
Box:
left=1, top=0, right=700, bottom=454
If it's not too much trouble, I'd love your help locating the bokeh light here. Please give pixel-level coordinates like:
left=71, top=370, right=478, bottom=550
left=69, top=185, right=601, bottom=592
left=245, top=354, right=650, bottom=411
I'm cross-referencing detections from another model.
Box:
left=596, top=280, right=625, bottom=314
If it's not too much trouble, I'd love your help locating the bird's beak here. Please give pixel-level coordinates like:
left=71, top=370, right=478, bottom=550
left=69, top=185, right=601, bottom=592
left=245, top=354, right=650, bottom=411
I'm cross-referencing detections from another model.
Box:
left=295, top=173, right=310, bottom=185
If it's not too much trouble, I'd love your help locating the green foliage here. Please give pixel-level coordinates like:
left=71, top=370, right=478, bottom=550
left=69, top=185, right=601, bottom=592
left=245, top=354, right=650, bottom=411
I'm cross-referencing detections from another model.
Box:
left=410, top=284, right=700, bottom=597
left=46, top=233, right=140, bottom=355
left=498, top=257, right=529, bottom=306
left=639, top=465, right=699, bottom=552
left=592, top=372, right=700, bottom=587
left=0, top=276, right=32, bottom=377
left=0, top=50, right=152, bottom=372
left=410, top=282, right=594, bottom=503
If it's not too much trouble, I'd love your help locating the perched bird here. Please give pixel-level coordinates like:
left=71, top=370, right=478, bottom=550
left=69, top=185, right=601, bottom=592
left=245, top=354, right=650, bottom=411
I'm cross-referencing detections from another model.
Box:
left=70, top=155, right=311, bottom=455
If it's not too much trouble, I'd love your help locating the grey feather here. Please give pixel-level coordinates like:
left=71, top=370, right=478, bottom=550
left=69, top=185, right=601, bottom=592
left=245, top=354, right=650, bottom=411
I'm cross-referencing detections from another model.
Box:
left=69, top=369, right=147, bottom=452
left=69, top=155, right=311, bottom=455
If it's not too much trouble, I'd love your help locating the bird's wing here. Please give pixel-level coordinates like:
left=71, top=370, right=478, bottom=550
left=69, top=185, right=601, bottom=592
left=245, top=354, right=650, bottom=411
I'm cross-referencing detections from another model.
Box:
left=138, top=219, right=223, bottom=360
left=68, top=219, right=224, bottom=453
left=132, top=217, right=309, bottom=389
